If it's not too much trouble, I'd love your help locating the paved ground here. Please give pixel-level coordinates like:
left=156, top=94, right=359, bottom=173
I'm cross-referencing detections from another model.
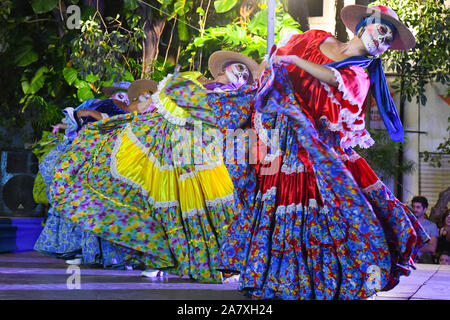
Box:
left=0, top=251, right=449, bottom=300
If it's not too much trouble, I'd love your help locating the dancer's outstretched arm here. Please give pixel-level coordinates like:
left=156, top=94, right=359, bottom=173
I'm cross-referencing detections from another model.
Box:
left=76, top=109, right=104, bottom=120
left=274, top=55, right=338, bottom=86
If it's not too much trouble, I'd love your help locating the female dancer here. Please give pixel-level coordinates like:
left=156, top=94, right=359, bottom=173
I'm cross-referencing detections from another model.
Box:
left=48, top=52, right=262, bottom=282
left=34, top=80, right=157, bottom=268
left=219, top=5, right=429, bottom=299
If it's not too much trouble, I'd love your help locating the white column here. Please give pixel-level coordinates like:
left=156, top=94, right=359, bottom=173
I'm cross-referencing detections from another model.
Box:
left=267, top=0, right=276, bottom=55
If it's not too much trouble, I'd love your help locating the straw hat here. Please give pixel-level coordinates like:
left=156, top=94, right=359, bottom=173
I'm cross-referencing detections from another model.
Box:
left=128, top=79, right=158, bottom=103
left=100, top=81, right=130, bottom=96
left=208, top=51, right=261, bottom=81
left=341, top=5, right=416, bottom=50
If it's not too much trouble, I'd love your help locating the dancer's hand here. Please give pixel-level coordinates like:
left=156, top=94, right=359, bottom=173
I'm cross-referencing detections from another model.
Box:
left=273, top=55, right=300, bottom=67
left=51, top=123, right=66, bottom=135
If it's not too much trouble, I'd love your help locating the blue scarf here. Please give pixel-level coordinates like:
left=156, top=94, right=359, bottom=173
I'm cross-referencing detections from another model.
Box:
left=325, top=55, right=403, bottom=143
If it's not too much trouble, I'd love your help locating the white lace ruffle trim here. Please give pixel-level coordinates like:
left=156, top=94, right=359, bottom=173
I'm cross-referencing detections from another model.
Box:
left=280, top=162, right=306, bottom=174
left=151, top=73, right=194, bottom=126
left=339, top=153, right=361, bottom=163
left=110, top=125, right=151, bottom=198
left=110, top=126, right=233, bottom=215
left=362, top=180, right=384, bottom=193
left=274, top=201, right=326, bottom=217
left=320, top=66, right=374, bottom=149
left=260, top=187, right=321, bottom=215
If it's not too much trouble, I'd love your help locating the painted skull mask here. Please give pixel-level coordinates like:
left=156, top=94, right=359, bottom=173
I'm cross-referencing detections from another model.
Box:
left=224, top=63, right=251, bottom=87
left=360, top=23, right=394, bottom=56
left=138, top=91, right=152, bottom=102
left=111, top=91, right=130, bottom=105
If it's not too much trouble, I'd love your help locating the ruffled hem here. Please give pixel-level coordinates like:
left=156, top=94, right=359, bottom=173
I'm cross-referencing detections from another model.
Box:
left=362, top=180, right=384, bottom=193
left=152, top=74, right=191, bottom=126
left=320, top=67, right=374, bottom=149
left=232, top=186, right=392, bottom=300
left=111, top=124, right=232, bottom=213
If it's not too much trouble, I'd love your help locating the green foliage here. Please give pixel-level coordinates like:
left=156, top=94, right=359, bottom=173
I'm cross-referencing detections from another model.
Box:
left=355, top=129, right=415, bottom=182
left=0, top=0, right=13, bottom=53
left=184, top=1, right=302, bottom=73
left=368, top=0, right=449, bottom=178
left=31, top=0, right=58, bottom=14
left=214, top=0, right=239, bottom=13
left=0, top=1, right=145, bottom=142
left=70, top=15, right=143, bottom=89
left=31, top=130, right=64, bottom=162
left=0, top=0, right=302, bottom=147
left=371, top=0, right=449, bottom=106
left=422, top=117, right=450, bottom=168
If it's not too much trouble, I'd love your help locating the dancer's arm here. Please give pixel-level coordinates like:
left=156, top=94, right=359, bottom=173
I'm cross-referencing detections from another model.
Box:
left=76, top=109, right=104, bottom=120
left=51, top=123, right=67, bottom=135
left=274, top=55, right=338, bottom=86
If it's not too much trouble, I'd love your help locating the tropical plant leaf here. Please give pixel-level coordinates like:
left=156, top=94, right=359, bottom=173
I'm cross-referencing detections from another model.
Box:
left=20, top=75, right=31, bottom=95
left=214, top=0, right=238, bottom=13
left=124, top=0, right=139, bottom=11
left=178, top=16, right=189, bottom=41
left=31, top=0, right=58, bottom=14
left=29, top=66, right=49, bottom=94
left=14, top=45, right=39, bottom=67
left=77, top=87, right=94, bottom=101
left=85, top=73, right=99, bottom=83
left=63, top=67, right=78, bottom=85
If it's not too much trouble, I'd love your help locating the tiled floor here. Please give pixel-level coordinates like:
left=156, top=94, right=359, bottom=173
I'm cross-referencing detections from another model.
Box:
left=0, top=251, right=449, bottom=300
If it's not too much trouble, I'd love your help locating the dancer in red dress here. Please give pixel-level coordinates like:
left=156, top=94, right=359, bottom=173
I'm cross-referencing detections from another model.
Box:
left=220, top=5, right=429, bottom=300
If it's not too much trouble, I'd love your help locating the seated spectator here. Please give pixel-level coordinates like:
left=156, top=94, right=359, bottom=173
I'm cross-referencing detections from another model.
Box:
left=438, top=251, right=450, bottom=265
left=436, top=210, right=450, bottom=257
left=412, top=196, right=438, bottom=263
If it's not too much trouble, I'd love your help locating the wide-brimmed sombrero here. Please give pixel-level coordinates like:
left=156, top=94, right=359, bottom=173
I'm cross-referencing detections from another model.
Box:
left=128, top=79, right=158, bottom=103
left=100, top=81, right=130, bottom=96
left=208, top=51, right=261, bottom=81
left=341, top=5, right=416, bottom=50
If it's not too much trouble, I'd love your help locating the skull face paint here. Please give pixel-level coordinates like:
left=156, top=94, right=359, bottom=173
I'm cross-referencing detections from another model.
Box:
left=111, top=91, right=130, bottom=105
left=138, top=92, right=152, bottom=102
left=224, top=63, right=250, bottom=88
left=360, top=23, right=394, bottom=56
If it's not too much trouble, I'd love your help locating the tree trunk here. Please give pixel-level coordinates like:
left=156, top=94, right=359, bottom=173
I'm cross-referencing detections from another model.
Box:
left=335, top=0, right=348, bottom=42
left=287, top=0, right=310, bottom=32
left=83, top=0, right=104, bottom=14
left=52, top=6, right=66, bottom=40
left=141, top=18, right=166, bottom=79
left=430, top=186, right=450, bottom=225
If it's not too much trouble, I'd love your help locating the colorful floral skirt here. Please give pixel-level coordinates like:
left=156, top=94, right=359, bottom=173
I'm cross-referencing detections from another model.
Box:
left=50, top=110, right=237, bottom=283
left=34, top=207, right=129, bottom=268
left=34, top=137, right=130, bottom=268
left=219, top=65, right=429, bottom=299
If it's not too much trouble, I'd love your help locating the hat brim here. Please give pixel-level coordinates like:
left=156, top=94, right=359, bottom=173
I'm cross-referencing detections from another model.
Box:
left=341, top=5, right=416, bottom=50
left=101, top=86, right=128, bottom=96
left=208, top=51, right=261, bottom=81
left=128, top=79, right=158, bottom=102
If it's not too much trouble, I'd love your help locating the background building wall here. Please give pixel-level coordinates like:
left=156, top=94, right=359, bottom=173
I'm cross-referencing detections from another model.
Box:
left=402, top=82, right=450, bottom=207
